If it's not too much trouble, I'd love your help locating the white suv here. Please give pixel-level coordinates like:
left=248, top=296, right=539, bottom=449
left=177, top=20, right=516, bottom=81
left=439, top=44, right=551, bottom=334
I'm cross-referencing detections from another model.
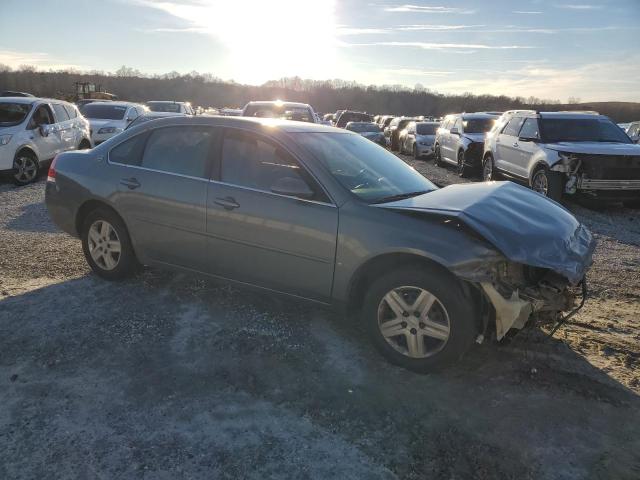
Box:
left=80, top=101, right=146, bottom=145
left=482, top=110, right=640, bottom=204
left=0, top=97, right=92, bottom=185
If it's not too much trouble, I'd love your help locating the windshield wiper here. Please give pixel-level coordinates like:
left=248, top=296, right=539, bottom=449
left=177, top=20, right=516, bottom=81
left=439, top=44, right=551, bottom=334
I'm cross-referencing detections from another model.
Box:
left=371, top=190, right=431, bottom=204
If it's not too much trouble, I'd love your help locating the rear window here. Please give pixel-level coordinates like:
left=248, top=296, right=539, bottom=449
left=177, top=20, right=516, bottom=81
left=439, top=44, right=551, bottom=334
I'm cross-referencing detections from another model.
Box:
left=541, top=118, right=632, bottom=143
left=81, top=104, right=127, bottom=120
left=244, top=103, right=314, bottom=123
left=148, top=102, right=182, bottom=113
left=416, top=124, right=437, bottom=135
left=347, top=123, right=380, bottom=133
left=0, top=102, right=31, bottom=126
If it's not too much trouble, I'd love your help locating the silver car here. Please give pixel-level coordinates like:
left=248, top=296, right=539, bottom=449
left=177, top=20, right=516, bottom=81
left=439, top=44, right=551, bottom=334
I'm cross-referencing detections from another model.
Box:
left=482, top=110, right=640, bottom=204
left=45, top=116, right=594, bottom=371
left=399, top=121, right=439, bottom=159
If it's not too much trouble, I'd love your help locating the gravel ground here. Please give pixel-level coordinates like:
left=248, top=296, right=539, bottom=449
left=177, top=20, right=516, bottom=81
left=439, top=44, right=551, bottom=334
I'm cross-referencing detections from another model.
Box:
left=1, top=171, right=639, bottom=479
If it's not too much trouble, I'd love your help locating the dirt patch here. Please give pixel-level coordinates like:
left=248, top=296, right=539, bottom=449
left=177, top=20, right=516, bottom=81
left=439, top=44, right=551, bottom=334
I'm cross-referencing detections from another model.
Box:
left=1, top=177, right=640, bottom=479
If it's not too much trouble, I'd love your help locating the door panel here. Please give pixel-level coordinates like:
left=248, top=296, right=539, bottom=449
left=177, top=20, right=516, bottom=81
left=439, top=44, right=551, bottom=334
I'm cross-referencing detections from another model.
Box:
left=112, top=166, right=208, bottom=269
left=205, top=182, right=338, bottom=300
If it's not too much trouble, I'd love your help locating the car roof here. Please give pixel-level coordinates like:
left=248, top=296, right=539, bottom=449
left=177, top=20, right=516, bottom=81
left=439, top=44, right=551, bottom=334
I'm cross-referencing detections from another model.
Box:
left=147, top=100, right=189, bottom=104
left=245, top=101, right=311, bottom=108
left=416, top=121, right=440, bottom=125
left=0, top=97, right=73, bottom=105
left=87, top=101, right=144, bottom=108
left=537, top=111, right=606, bottom=119
left=461, top=113, right=500, bottom=120
left=127, top=115, right=344, bottom=133
left=141, top=111, right=186, bottom=118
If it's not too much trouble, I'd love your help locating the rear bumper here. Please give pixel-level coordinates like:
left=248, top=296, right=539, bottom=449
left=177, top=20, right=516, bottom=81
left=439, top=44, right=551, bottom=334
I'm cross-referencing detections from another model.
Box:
left=45, top=180, right=79, bottom=237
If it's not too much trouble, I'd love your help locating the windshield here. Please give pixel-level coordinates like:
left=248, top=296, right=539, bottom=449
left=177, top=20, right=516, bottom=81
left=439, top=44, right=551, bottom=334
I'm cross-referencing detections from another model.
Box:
left=81, top=104, right=127, bottom=120
left=0, top=102, right=31, bottom=127
left=293, top=132, right=436, bottom=203
left=541, top=118, right=632, bottom=143
left=463, top=118, right=495, bottom=134
left=147, top=102, right=181, bottom=113
left=347, top=123, right=380, bottom=133
left=416, top=124, right=437, bottom=135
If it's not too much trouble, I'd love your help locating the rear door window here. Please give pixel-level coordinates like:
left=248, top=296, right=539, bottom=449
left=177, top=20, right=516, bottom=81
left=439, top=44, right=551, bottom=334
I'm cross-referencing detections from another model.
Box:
left=141, top=126, right=214, bottom=178
left=64, top=104, right=78, bottom=119
left=109, top=132, right=149, bottom=166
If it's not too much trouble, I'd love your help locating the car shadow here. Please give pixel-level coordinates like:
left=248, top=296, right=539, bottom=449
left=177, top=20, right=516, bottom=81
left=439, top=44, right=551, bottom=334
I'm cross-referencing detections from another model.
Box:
left=2, top=271, right=639, bottom=479
left=5, top=200, right=58, bottom=233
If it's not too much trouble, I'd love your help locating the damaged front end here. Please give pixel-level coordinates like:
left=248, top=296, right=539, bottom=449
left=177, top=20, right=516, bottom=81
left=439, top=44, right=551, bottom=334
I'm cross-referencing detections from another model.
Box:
left=476, top=262, right=584, bottom=340
left=381, top=181, right=596, bottom=340
left=551, top=151, right=640, bottom=199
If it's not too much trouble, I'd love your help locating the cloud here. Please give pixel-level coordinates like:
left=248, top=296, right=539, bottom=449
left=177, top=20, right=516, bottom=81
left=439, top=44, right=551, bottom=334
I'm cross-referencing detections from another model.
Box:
left=380, top=68, right=453, bottom=77
left=395, top=24, right=485, bottom=31
left=336, top=27, right=390, bottom=35
left=383, top=4, right=475, bottom=14
left=0, top=49, right=88, bottom=71
left=554, top=3, right=603, bottom=9
left=512, top=11, right=543, bottom=14
left=348, top=41, right=534, bottom=51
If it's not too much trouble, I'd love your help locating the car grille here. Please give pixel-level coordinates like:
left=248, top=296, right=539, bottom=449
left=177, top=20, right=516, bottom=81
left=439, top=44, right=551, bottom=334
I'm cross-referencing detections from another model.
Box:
left=580, top=155, right=640, bottom=180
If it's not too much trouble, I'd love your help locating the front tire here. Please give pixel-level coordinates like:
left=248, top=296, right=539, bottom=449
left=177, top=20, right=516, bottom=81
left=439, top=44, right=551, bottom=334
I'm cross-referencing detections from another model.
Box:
left=81, top=208, right=139, bottom=280
left=13, top=151, right=40, bottom=186
left=482, top=154, right=497, bottom=181
left=362, top=266, right=477, bottom=372
left=434, top=145, right=443, bottom=166
left=531, top=166, right=563, bottom=201
left=457, top=150, right=469, bottom=178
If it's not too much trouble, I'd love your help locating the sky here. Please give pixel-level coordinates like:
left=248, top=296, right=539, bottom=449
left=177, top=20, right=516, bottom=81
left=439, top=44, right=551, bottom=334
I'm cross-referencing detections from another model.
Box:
left=1, top=0, right=639, bottom=102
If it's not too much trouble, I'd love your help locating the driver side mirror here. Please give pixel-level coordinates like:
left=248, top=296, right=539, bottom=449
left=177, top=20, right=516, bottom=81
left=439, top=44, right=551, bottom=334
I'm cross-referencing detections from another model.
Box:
left=126, top=116, right=134, bottom=123
left=39, top=124, right=51, bottom=137
left=271, top=176, right=314, bottom=200
left=450, top=127, right=460, bottom=135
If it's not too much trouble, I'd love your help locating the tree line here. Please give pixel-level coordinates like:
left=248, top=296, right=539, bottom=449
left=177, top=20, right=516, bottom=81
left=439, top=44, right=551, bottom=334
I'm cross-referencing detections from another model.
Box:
left=1, top=65, right=639, bottom=122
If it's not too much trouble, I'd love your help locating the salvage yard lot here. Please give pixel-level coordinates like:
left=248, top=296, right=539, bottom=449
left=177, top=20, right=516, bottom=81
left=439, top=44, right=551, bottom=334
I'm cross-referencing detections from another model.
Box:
left=1, top=162, right=639, bottom=479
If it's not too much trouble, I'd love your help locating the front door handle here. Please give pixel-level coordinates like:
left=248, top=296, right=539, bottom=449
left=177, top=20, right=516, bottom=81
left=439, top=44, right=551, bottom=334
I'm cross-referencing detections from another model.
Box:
left=214, top=197, right=240, bottom=210
left=120, top=177, right=141, bottom=189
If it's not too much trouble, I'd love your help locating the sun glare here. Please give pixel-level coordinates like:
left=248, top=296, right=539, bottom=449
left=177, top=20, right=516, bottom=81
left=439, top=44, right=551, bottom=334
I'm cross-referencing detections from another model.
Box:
left=158, top=0, right=339, bottom=84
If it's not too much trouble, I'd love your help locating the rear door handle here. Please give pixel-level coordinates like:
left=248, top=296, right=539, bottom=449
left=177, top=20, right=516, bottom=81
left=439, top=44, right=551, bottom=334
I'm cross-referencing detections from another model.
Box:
left=214, top=197, right=240, bottom=210
left=120, top=177, right=141, bottom=189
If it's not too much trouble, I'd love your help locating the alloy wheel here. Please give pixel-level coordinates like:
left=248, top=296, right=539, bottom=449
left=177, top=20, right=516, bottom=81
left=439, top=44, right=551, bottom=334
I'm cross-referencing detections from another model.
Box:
left=532, top=170, right=549, bottom=195
left=14, top=156, right=38, bottom=183
left=88, top=220, right=122, bottom=271
left=377, top=286, right=451, bottom=359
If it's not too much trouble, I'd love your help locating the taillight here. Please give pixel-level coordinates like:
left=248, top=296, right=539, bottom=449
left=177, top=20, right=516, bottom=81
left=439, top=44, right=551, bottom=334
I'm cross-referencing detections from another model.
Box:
left=47, top=155, right=58, bottom=182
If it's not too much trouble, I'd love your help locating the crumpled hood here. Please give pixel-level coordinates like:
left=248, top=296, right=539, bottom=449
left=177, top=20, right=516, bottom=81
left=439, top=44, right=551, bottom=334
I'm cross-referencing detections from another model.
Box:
left=463, top=133, right=486, bottom=143
left=360, top=131, right=383, bottom=139
left=88, top=119, right=124, bottom=130
left=380, top=181, right=595, bottom=283
left=545, top=142, right=640, bottom=155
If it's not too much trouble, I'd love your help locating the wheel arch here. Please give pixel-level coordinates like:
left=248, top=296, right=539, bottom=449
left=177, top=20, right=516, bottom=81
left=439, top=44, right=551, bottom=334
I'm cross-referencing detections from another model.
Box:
left=75, top=199, right=127, bottom=238
left=346, top=252, right=470, bottom=315
left=15, top=145, right=38, bottom=161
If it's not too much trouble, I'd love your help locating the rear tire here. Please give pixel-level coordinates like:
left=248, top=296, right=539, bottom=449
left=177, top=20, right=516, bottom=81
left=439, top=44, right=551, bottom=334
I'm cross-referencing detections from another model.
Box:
left=362, top=266, right=477, bottom=372
left=413, top=144, right=419, bottom=160
left=13, top=151, right=40, bottom=186
left=81, top=208, right=139, bottom=280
